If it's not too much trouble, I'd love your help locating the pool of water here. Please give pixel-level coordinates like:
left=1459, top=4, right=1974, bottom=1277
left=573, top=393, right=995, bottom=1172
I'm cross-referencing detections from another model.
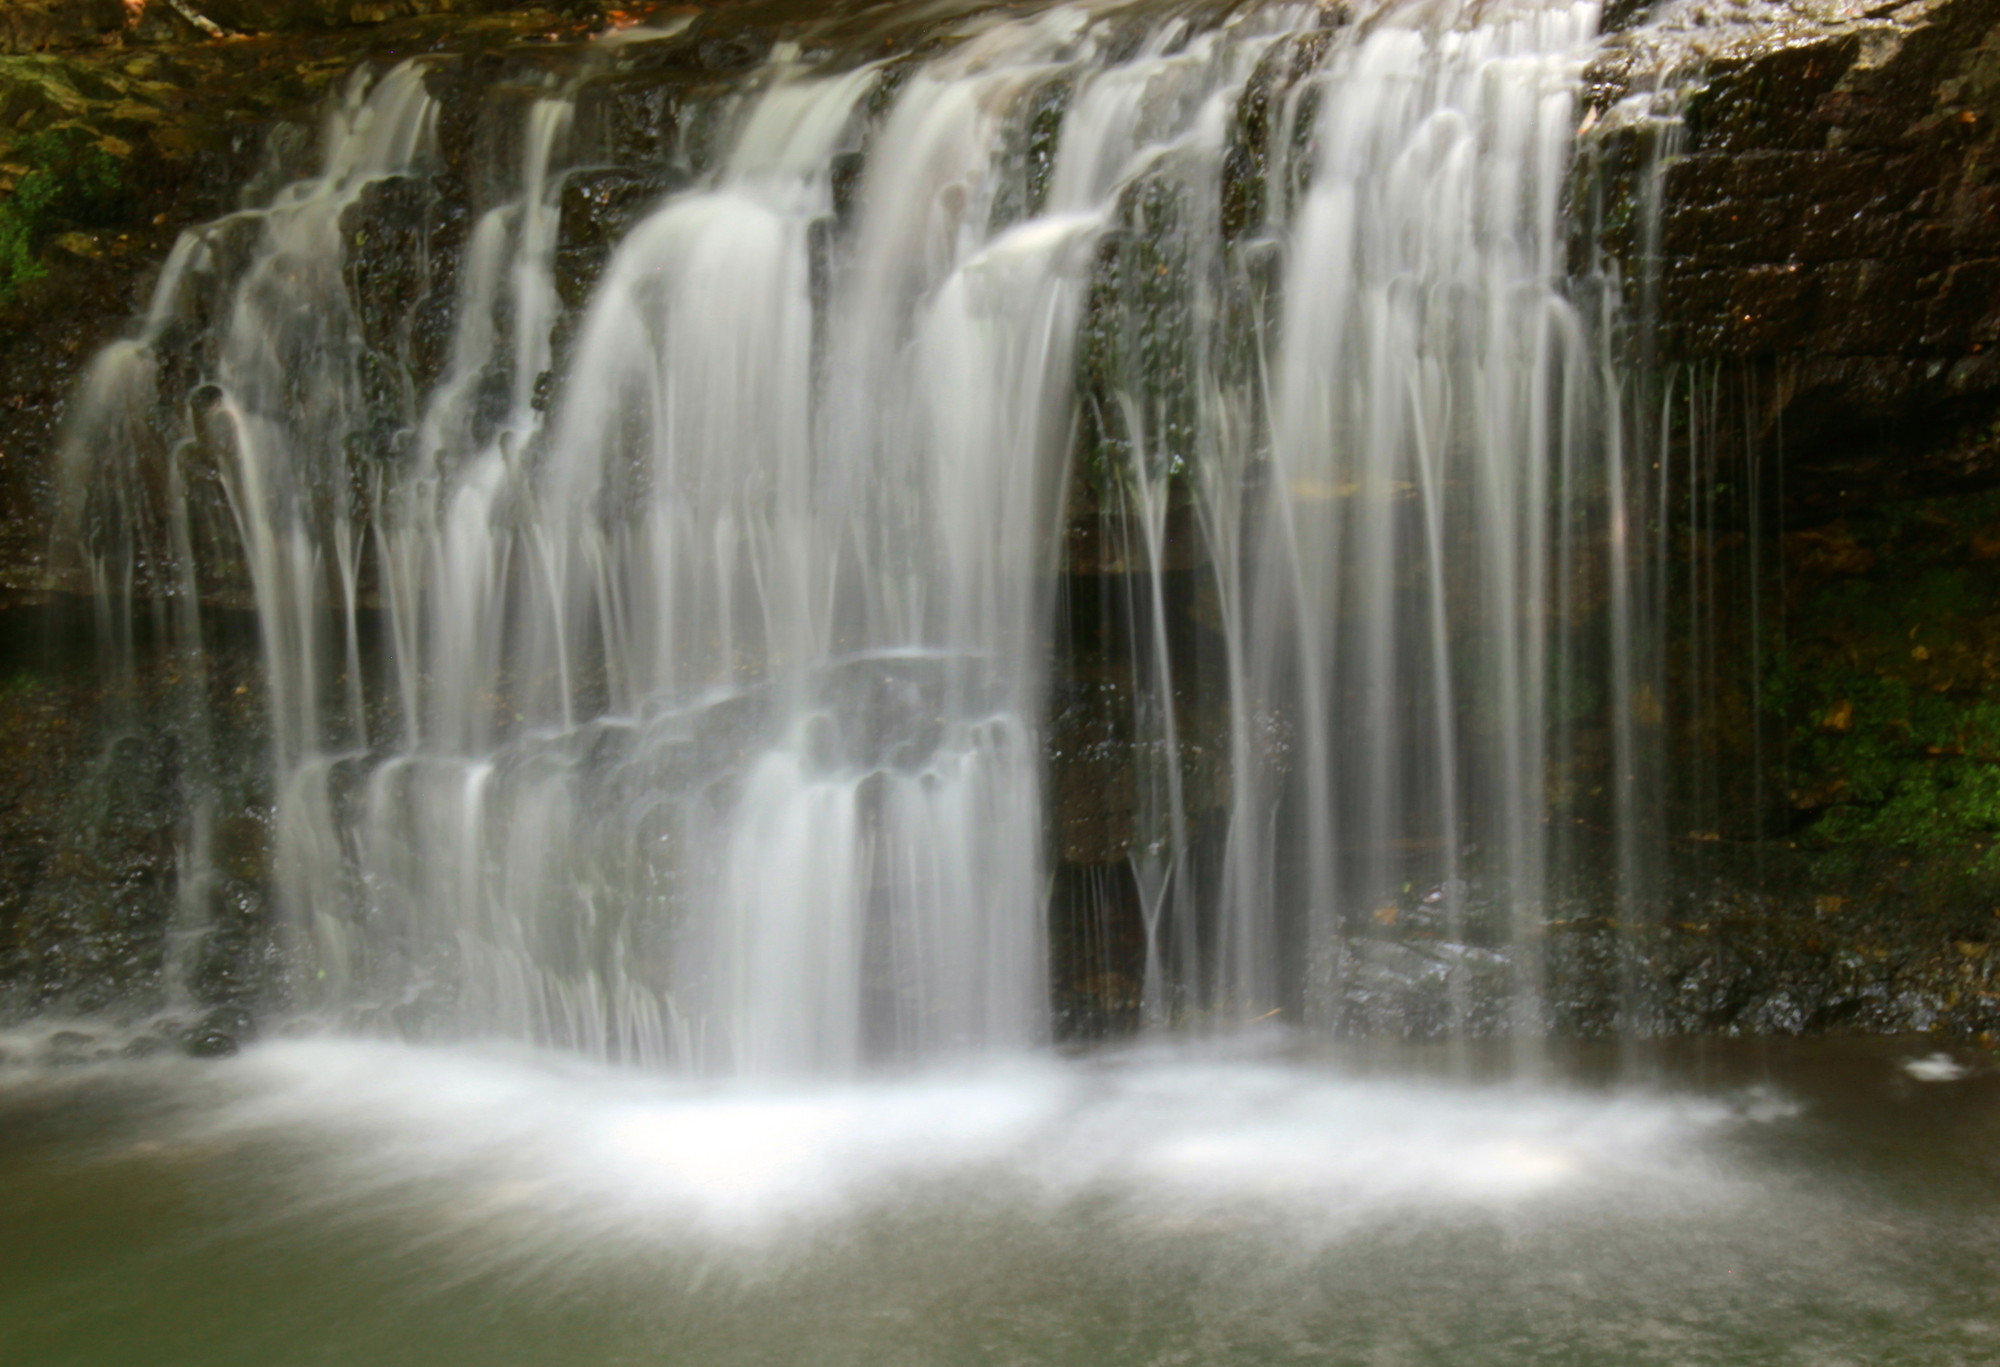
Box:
left=2, top=1033, right=1995, bottom=1365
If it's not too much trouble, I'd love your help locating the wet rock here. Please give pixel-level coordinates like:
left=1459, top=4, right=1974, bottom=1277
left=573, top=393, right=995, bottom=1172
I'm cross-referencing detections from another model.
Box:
left=344, top=174, right=438, bottom=357
left=1047, top=677, right=1138, bottom=866
left=119, top=1032, right=171, bottom=1059
left=1220, top=28, right=1327, bottom=243
left=0, top=1, right=127, bottom=55
left=0, top=601, right=272, bottom=1027
left=191, top=884, right=268, bottom=1009
left=1594, top=0, right=2000, bottom=513
left=43, top=1028, right=95, bottom=1064
left=1332, top=940, right=1464, bottom=1040
left=691, top=28, right=766, bottom=76
left=181, top=1004, right=252, bottom=1057
left=555, top=166, right=678, bottom=310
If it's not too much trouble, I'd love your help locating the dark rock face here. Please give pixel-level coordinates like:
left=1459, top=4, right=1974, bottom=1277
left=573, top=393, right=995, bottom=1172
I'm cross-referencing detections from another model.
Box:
left=0, top=2, right=128, bottom=55
left=0, top=603, right=268, bottom=1024
left=0, top=1, right=616, bottom=53
left=194, top=1, right=574, bottom=32
left=1616, top=0, right=2000, bottom=516
left=1576, top=0, right=2000, bottom=1044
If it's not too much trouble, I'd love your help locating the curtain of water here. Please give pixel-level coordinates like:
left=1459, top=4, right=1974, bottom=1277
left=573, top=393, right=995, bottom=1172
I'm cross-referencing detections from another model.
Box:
left=1085, top=1, right=1613, bottom=1034
left=58, top=0, right=1657, bottom=1071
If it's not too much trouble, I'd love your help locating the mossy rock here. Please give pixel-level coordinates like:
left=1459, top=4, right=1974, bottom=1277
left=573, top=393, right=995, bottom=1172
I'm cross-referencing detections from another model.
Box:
left=0, top=126, right=131, bottom=302
left=1773, top=491, right=2000, bottom=874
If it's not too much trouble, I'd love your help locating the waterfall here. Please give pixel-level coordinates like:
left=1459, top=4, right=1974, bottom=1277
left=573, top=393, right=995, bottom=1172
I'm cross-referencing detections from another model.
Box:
left=57, top=0, right=1650, bottom=1072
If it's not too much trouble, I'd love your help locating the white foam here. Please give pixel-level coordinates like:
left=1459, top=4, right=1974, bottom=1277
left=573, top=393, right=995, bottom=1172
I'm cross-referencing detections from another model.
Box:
left=126, top=1039, right=1768, bottom=1257
left=1904, top=1053, right=1969, bottom=1083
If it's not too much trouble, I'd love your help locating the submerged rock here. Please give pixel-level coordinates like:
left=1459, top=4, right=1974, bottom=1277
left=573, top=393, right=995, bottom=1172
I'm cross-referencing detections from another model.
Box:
left=181, top=1004, right=253, bottom=1057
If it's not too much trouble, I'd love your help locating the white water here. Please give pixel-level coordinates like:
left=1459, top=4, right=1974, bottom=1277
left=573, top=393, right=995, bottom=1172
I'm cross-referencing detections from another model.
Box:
left=59, top=0, right=1643, bottom=1071
left=28, top=1037, right=1754, bottom=1246
left=15, top=1034, right=1999, bottom=1367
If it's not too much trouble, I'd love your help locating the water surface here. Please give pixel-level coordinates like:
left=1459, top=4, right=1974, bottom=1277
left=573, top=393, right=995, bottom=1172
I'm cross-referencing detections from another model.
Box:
left=3, top=1035, right=1995, bottom=1365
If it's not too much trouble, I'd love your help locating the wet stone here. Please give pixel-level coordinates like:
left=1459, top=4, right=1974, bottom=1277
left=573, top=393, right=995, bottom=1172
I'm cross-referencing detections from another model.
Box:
left=43, top=1029, right=95, bottom=1065
left=119, top=1033, right=170, bottom=1060
left=181, top=1005, right=253, bottom=1058
left=342, top=174, right=439, bottom=360
left=555, top=167, right=681, bottom=311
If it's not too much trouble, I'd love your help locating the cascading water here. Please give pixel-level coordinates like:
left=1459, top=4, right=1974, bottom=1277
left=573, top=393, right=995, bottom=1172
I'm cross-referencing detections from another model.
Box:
left=1068, top=0, right=1624, bottom=1038
left=59, top=0, right=1652, bottom=1072
left=22, top=11, right=2000, bottom=1365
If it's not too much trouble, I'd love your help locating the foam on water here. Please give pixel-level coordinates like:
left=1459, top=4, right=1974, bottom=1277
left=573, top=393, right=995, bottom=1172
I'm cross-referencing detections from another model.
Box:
left=8, top=1039, right=1997, bottom=1367
left=42, top=1037, right=1764, bottom=1260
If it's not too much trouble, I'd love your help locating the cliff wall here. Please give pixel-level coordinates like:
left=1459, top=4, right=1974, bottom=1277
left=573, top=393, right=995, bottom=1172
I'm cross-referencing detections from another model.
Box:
left=2, top=0, right=1997, bottom=1045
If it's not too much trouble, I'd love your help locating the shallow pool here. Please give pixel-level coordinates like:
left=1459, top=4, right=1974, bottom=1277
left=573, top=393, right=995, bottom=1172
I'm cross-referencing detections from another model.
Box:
left=1, top=1033, right=1994, bottom=1365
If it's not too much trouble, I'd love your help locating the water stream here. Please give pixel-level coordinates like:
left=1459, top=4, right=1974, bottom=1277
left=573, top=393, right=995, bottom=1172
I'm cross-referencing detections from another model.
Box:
left=21, top=1, right=2000, bottom=1359
left=60, top=0, right=1649, bottom=1068
left=4, top=1036, right=1998, bottom=1365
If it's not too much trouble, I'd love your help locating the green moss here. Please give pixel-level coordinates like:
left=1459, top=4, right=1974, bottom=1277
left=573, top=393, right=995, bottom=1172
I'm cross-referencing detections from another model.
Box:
left=1792, top=676, right=2000, bottom=852
left=1773, top=491, right=2000, bottom=870
left=0, top=129, right=126, bottom=303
